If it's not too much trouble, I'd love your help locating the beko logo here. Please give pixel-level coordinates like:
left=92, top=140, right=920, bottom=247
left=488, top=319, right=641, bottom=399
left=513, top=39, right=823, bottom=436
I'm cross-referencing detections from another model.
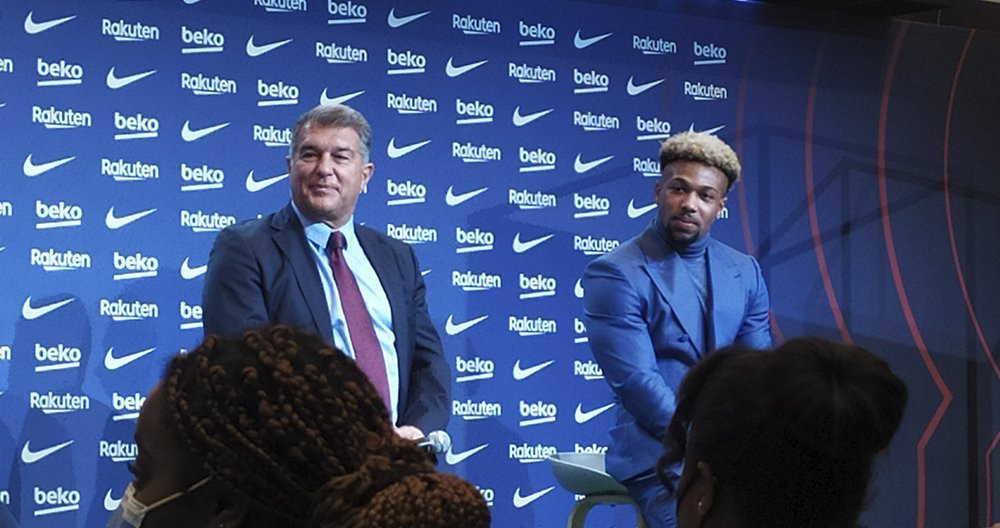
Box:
left=453, top=399, right=502, bottom=420
left=258, top=79, right=299, bottom=106
left=455, top=227, right=494, bottom=253
left=519, top=21, right=555, bottom=46
left=36, top=58, right=83, bottom=87
left=509, top=62, right=556, bottom=84
left=453, top=142, right=501, bottom=163
left=101, top=18, right=160, bottom=42
left=32, top=105, right=92, bottom=129
left=634, top=35, right=677, bottom=55
left=100, top=298, right=159, bottom=321
left=387, top=92, right=437, bottom=114
left=387, top=224, right=437, bottom=244
left=694, top=41, right=728, bottom=65
left=574, top=318, right=588, bottom=344
left=111, top=391, right=146, bottom=420
left=316, top=41, right=368, bottom=64
left=477, top=487, right=494, bottom=506
left=519, top=147, right=555, bottom=173
left=574, top=193, right=611, bottom=219
left=575, top=359, right=604, bottom=380
left=453, top=13, right=500, bottom=35
left=113, top=251, right=159, bottom=280
left=573, top=68, right=608, bottom=94
left=637, top=116, right=671, bottom=141
left=509, top=189, right=556, bottom=210
left=181, top=72, right=237, bottom=96
left=181, top=25, right=224, bottom=54
left=180, top=301, right=203, bottom=330
left=519, top=273, right=556, bottom=299
left=181, top=210, right=236, bottom=232
left=0, top=57, right=13, bottom=73
left=100, top=440, right=137, bottom=462
left=30, top=248, right=91, bottom=271
left=386, top=178, right=426, bottom=205
left=254, top=0, right=307, bottom=13
left=685, top=81, right=728, bottom=101
left=451, top=270, right=501, bottom=292
left=455, top=356, right=494, bottom=382
left=32, top=486, right=81, bottom=517
left=328, top=1, right=367, bottom=24
left=35, top=200, right=82, bottom=229
left=180, top=163, right=225, bottom=192
left=114, top=111, right=159, bottom=140
left=387, top=48, right=426, bottom=75
left=575, top=442, right=608, bottom=454
left=30, top=391, right=90, bottom=415
left=509, top=316, right=557, bottom=336
left=634, top=157, right=660, bottom=177
left=519, top=400, right=557, bottom=426
left=573, top=111, right=620, bottom=132
left=253, top=124, right=292, bottom=148
left=509, top=443, right=556, bottom=463
left=574, top=235, right=619, bottom=255
left=456, top=98, right=494, bottom=125
left=33, top=343, right=82, bottom=372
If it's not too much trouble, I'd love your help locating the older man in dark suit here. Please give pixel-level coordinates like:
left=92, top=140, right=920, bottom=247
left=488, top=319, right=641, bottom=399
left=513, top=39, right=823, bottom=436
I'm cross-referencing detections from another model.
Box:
left=202, top=104, right=449, bottom=439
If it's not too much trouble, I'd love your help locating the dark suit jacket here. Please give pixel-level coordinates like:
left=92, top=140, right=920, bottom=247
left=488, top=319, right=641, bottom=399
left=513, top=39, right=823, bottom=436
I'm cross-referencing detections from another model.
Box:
left=583, top=224, right=771, bottom=482
left=202, top=203, right=450, bottom=432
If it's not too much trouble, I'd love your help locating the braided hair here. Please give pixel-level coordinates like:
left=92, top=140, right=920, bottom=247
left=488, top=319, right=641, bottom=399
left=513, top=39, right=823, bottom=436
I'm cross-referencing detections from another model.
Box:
left=162, top=325, right=489, bottom=528
left=658, top=337, right=907, bottom=528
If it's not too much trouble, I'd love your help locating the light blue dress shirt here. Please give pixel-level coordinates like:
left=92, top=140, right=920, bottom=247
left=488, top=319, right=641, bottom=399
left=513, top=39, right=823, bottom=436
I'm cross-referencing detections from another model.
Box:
left=291, top=203, right=400, bottom=422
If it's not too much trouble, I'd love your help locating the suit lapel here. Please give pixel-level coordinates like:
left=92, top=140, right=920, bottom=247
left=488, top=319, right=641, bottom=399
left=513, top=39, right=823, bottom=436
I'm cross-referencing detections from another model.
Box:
left=355, top=226, right=406, bottom=341
left=707, top=241, right=743, bottom=350
left=639, top=227, right=704, bottom=355
left=271, top=204, right=333, bottom=342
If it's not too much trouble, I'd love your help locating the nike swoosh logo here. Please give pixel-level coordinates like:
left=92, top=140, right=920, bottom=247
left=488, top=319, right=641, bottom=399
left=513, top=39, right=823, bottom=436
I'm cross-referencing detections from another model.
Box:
left=445, top=57, right=488, bottom=78
left=574, top=154, right=614, bottom=174
left=106, top=206, right=157, bottom=229
left=106, top=67, right=157, bottom=89
left=320, top=88, right=365, bottom=105
left=575, top=402, right=615, bottom=423
left=573, top=30, right=613, bottom=49
left=574, top=279, right=584, bottom=298
left=445, top=185, right=488, bottom=206
left=513, top=486, right=555, bottom=508
left=23, top=154, right=76, bottom=177
left=445, top=314, right=488, bottom=336
left=245, top=170, right=289, bottom=192
left=513, top=359, right=555, bottom=380
left=24, top=11, right=76, bottom=34
left=181, top=120, right=230, bottom=142
left=626, top=75, right=665, bottom=96
left=445, top=443, right=488, bottom=465
left=104, top=489, right=122, bottom=512
left=183, top=0, right=204, bottom=3
left=22, top=296, right=75, bottom=320
left=246, top=35, right=293, bottom=57
left=688, top=123, right=726, bottom=135
left=21, top=440, right=74, bottom=464
left=387, top=137, right=431, bottom=159
left=104, top=346, right=155, bottom=370
left=512, top=233, right=554, bottom=254
left=512, top=106, right=554, bottom=127
left=180, top=257, right=208, bottom=279
left=627, top=199, right=658, bottom=219
left=387, top=8, right=431, bottom=28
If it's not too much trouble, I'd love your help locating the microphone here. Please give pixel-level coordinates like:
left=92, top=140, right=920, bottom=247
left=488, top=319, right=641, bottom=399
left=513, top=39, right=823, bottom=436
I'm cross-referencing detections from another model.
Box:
left=416, top=430, right=452, bottom=455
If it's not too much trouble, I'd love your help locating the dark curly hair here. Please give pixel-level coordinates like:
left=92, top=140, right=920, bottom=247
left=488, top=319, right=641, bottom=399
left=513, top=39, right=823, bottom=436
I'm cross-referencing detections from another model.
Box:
left=658, top=337, right=907, bottom=528
left=163, top=325, right=489, bottom=528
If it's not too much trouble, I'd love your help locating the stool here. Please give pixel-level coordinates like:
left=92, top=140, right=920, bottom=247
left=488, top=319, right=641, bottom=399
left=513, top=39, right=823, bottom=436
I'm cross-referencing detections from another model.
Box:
left=547, top=452, right=649, bottom=528
left=566, top=493, right=648, bottom=528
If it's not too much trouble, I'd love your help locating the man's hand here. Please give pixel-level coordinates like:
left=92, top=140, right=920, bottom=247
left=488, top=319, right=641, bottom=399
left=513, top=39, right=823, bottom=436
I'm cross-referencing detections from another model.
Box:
left=395, top=425, right=424, bottom=440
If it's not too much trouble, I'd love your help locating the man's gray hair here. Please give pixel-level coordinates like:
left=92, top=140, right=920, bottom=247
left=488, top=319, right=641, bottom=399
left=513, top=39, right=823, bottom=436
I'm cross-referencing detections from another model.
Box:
left=289, top=104, right=373, bottom=162
left=659, top=132, right=741, bottom=191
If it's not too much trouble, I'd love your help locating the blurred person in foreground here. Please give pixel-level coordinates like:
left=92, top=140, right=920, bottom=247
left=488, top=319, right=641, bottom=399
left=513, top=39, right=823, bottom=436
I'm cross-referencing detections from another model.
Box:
left=106, top=325, right=488, bottom=528
left=659, top=337, right=907, bottom=528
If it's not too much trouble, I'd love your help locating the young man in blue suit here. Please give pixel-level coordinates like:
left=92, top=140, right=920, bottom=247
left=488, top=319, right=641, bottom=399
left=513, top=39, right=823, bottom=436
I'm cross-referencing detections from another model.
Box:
left=583, top=132, right=771, bottom=528
left=202, top=104, right=449, bottom=440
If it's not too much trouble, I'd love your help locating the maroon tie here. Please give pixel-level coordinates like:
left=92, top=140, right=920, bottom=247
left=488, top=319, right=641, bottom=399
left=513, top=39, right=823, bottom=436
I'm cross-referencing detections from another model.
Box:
left=327, top=231, right=391, bottom=411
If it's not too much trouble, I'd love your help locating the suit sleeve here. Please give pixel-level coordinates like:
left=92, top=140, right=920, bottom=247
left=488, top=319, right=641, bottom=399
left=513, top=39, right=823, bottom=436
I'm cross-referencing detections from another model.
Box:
left=734, top=256, right=772, bottom=349
left=398, top=245, right=451, bottom=433
left=583, top=258, right=675, bottom=440
left=202, top=227, right=269, bottom=337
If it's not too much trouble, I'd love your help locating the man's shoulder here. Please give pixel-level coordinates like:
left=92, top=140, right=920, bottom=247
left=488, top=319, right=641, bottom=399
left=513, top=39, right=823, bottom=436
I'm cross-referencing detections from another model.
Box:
left=584, top=232, right=645, bottom=272
left=707, top=238, right=759, bottom=266
left=356, top=224, right=411, bottom=255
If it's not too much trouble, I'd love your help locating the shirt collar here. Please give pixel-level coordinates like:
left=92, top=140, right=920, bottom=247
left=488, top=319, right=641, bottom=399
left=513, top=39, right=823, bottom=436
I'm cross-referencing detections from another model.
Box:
left=290, top=201, right=358, bottom=251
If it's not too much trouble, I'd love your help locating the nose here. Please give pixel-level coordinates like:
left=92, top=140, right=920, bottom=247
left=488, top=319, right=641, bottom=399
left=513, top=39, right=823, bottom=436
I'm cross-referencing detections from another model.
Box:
left=679, top=191, right=697, bottom=212
left=316, top=152, right=335, bottom=175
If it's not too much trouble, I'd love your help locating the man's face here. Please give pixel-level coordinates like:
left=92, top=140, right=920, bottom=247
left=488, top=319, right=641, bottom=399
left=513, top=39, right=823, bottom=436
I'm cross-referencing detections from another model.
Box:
left=287, top=123, right=373, bottom=229
left=655, top=160, right=728, bottom=245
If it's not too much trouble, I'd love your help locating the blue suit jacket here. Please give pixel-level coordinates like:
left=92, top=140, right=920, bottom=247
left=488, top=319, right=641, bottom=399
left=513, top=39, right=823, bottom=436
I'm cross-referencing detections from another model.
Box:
left=583, top=224, right=771, bottom=482
left=202, top=203, right=450, bottom=433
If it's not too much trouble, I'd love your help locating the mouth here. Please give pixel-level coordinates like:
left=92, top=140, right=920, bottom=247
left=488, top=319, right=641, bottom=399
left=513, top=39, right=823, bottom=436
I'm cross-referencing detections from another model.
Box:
left=671, top=216, right=698, bottom=229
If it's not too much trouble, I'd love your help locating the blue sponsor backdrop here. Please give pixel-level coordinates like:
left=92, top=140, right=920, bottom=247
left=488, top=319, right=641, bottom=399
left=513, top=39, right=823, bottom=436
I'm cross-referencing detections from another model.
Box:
left=0, top=0, right=998, bottom=526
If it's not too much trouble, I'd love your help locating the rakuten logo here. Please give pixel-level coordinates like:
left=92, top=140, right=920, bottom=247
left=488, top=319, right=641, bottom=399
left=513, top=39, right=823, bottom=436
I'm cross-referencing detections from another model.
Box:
left=34, top=343, right=82, bottom=372
left=180, top=210, right=236, bottom=232
left=519, top=400, right=557, bottom=426
left=633, top=34, right=677, bottom=55
left=181, top=25, right=224, bottom=54
left=257, top=79, right=299, bottom=106
left=573, top=192, right=611, bottom=219
left=328, top=1, right=367, bottom=24
left=386, top=178, right=426, bottom=206
left=509, top=62, right=556, bottom=84
left=455, top=227, right=494, bottom=253
left=114, top=111, right=159, bottom=140
left=180, top=72, right=237, bottom=96
left=33, top=486, right=80, bottom=517
left=693, top=41, right=727, bottom=65
left=32, top=105, right=92, bottom=129
left=572, top=68, right=608, bottom=95
left=453, top=13, right=500, bottom=35
left=717, top=206, right=729, bottom=220
left=180, top=300, right=203, bottom=330
left=387, top=92, right=437, bottom=114
left=1, top=345, right=11, bottom=361
left=574, top=318, right=589, bottom=344
left=102, top=18, right=159, bottom=42
left=452, top=142, right=501, bottom=163
left=316, top=41, right=368, bottom=64
left=508, top=188, right=556, bottom=210
left=508, top=316, right=557, bottom=336
left=30, top=248, right=91, bottom=271
left=508, top=443, right=557, bottom=463
left=451, top=270, right=502, bottom=292
left=35, top=200, right=82, bottom=229
left=255, top=0, right=307, bottom=13
left=387, top=48, right=426, bottom=75
left=574, top=235, right=619, bottom=255
left=30, top=391, right=90, bottom=415
left=519, top=20, right=555, bottom=46
left=112, top=251, right=159, bottom=280
left=636, top=115, right=671, bottom=142
left=574, top=359, right=604, bottom=380
left=387, top=224, right=437, bottom=244
left=518, top=147, right=555, bottom=173
left=253, top=124, right=292, bottom=148
left=36, top=57, right=83, bottom=87
left=0, top=57, right=13, bottom=73
left=102, top=158, right=159, bottom=181
left=519, top=273, right=556, bottom=299
left=455, top=98, right=494, bottom=125
left=100, top=440, right=137, bottom=462
left=180, top=163, right=225, bottom=191
left=455, top=356, right=494, bottom=382
left=453, top=399, right=502, bottom=420
left=100, top=298, right=159, bottom=321
left=0, top=201, right=10, bottom=217
left=573, top=110, right=620, bottom=132
left=684, top=81, right=728, bottom=101
left=634, top=157, right=660, bottom=177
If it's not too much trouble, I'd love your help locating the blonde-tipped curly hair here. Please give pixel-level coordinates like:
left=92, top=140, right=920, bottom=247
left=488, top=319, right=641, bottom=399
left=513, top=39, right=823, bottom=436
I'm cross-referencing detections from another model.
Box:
left=659, top=132, right=741, bottom=190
